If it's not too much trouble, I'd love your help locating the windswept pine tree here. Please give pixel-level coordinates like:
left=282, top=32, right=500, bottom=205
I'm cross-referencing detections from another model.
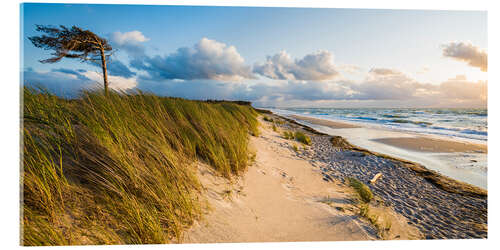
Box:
left=29, top=25, right=113, bottom=95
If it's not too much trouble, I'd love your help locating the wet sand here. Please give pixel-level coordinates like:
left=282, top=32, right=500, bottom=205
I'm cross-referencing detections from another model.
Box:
left=286, top=114, right=487, bottom=189
left=373, top=137, right=487, bottom=153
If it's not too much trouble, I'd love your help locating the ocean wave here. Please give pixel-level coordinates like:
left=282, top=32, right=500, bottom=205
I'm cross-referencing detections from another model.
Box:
left=354, top=116, right=378, bottom=121
left=274, top=108, right=487, bottom=142
left=390, top=119, right=432, bottom=126
left=382, top=114, right=408, bottom=119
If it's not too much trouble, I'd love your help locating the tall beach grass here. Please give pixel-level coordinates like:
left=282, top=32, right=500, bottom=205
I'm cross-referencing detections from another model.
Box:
left=22, top=87, right=258, bottom=245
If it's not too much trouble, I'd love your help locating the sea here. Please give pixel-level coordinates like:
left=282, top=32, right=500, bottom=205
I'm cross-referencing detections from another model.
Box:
left=270, top=108, right=487, bottom=144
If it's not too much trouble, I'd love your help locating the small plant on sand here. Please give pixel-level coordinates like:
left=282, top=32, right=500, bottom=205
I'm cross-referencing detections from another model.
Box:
left=263, top=116, right=273, bottom=122
left=348, top=177, right=373, bottom=203
left=251, top=128, right=261, bottom=137
left=292, top=144, right=299, bottom=152
left=282, top=131, right=294, bottom=140
left=272, top=124, right=278, bottom=132
left=294, top=131, right=311, bottom=145
left=359, top=203, right=369, bottom=217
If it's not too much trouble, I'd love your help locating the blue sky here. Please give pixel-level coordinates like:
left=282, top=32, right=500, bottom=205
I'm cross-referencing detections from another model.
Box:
left=21, top=3, right=487, bottom=107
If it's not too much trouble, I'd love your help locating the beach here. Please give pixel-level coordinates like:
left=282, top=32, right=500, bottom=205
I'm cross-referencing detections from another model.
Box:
left=284, top=113, right=488, bottom=189
left=183, top=115, right=422, bottom=242
left=183, top=112, right=487, bottom=241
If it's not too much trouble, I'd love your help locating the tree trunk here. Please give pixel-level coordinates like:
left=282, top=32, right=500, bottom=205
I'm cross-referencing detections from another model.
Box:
left=99, top=48, right=109, bottom=96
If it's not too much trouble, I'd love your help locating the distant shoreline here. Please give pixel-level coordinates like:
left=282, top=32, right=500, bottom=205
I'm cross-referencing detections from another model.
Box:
left=266, top=111, right=487, bottom=196
left=270, top=111, right=487, bottom=190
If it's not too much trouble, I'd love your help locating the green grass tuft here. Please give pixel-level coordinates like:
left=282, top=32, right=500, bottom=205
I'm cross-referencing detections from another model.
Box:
left=263, top=116, right=273, bottom=122
left=282, top=130, right=311, bottom=145
left=272, top=124, right=277, bottom=132
left=22, top=87, right=258, bottom=245
left=347, top=177, right=373, bottom=203
left=294, top=131, right=311, bottom=145
left=282, top=131, right=294, bottom=140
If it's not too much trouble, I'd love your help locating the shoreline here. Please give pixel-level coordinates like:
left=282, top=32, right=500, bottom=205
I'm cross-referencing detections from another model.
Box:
left=281, top=114, right=487, bottom=190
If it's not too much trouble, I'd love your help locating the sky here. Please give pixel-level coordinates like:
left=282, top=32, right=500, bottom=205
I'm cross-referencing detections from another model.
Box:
left=21, top=3, right=487, bottom=108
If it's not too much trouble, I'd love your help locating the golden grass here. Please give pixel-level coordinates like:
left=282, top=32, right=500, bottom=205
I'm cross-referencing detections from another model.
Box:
left=22, top=87, right=258, bottom=245
left=347, top=177, right=373, bottom=203
left=282, top=130, right=311, bottom=145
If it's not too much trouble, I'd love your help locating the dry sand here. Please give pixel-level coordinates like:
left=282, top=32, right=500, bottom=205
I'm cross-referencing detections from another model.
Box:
left=182, top=118, right=420, bottom=243
left=372, top=137, right=487, bottom=153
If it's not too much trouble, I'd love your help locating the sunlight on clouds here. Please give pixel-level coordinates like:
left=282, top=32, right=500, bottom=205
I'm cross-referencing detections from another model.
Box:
left=253, top=50, right=340, bottom=81
left=83, top=71, right=138, bottom=90
left=131, top=38, right=254, bottom=81
left=442, top=42, right=487, bottom=72
left=110, top=31, right=150, bottom=45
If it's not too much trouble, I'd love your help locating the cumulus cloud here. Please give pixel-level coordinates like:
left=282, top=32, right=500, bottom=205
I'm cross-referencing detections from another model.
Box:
left=87, top=59, right=136, bottom=78
left=23, top=69, right=97, bottom=97
left=253, top=50, right=340, bottom=81
left=23, top=68, right=138, bottom=97
left=109, top=31, right=149, bottom=57
left=368, top=68, right=401, bottom=76
left=417, top=66, right=430, bottom=74
left=439, top=75, right=487, bottom=101
left=442, top=42, right=487, bottom=71
left=338, top=64, right=362, bottom=74
left=24, top=65, right=486, bottom=108
left=131, top=38, right=254, bottom=81
left=106, top=60, right=136, bottom=78
left=110, top=31, right=149, bottom=44
left=51, top=68, right=90, bottom=81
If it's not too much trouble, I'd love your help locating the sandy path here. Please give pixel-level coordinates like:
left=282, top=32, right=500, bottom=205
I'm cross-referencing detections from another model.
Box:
left=182, top=120, right=378, bottom=243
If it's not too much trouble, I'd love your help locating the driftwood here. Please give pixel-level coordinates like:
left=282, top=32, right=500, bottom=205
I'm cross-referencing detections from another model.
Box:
left=370, top=173, right=383, bottom=184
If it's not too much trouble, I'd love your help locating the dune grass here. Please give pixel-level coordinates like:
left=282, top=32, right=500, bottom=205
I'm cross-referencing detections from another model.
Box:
left=22, top=87, right=258, bottom=245
left=263, top=116, right=273, bottom=122
left=293, top=131, right=311, bottom=145
left=347, top=177, right=373, bottom=203
left=282, top=130, right=311, bottom=145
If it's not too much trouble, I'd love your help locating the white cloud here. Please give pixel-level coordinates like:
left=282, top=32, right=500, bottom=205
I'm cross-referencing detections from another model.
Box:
left=131, top=38, right=254, bottom=81
left=417, top=66, right=430, bottom=74
left=338, top=64, right=362, bottom=74
left=368, top=68, right=401, bottom=76
left=109, top=31, right=149, bottom=57
left=23, top=68, right=138, bottom=97
left=83, top=71, right=138, bottom=90
left=439, top=75, right=487, bottom=101
left=442, top=42, right=487, bottom=72
left=110, top=31, right=149, bottom=45
left=253, top=50, right=340, bottom=81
